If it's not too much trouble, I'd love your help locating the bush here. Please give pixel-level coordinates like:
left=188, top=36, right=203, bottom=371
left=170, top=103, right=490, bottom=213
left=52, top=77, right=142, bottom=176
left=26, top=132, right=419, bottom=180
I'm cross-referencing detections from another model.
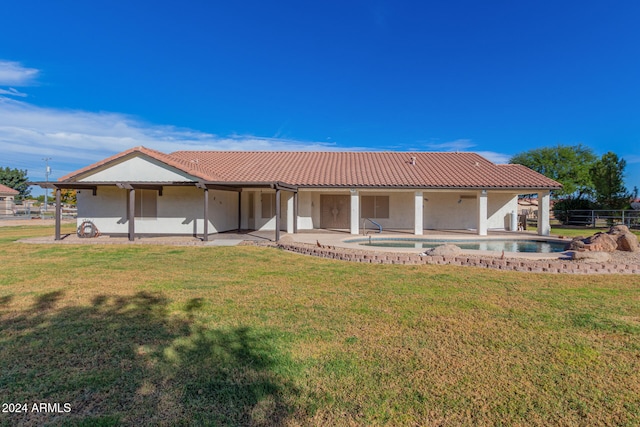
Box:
left=553, top=198, right=597, bottom=225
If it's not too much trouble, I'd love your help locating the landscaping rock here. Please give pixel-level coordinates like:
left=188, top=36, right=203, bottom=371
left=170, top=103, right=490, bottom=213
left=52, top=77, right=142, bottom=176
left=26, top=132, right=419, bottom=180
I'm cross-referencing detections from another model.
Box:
left=566, top=233, right=617, bottom=252
left=571, top=251, right=611, bottom=263
left=608, top=225, right=639, bottom=252
left=616, top=232, right=639, bottom=252
left=422, top=244, right=462, bottom=256
left=585, top=232, right=618, bottom=252
left=278, top=235, right=295, bottom=243
left=566, top=237, right=585, bottom=251
left=566, top=225, right=639, bottom=252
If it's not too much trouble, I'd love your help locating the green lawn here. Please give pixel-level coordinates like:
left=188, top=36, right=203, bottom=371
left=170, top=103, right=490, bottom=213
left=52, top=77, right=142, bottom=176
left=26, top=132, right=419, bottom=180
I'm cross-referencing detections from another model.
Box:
left=1, top=225, right=639, bottom=426
left=532, top=224, right=640, bottom=239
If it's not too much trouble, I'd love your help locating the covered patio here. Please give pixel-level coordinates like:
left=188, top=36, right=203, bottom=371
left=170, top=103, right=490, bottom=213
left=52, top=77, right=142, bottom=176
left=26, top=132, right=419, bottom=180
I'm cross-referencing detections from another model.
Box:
left=34, top=147, right=561, bottom=242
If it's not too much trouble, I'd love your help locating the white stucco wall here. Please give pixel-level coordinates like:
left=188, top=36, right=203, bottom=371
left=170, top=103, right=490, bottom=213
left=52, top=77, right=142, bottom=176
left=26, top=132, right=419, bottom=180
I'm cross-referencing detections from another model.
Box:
left=297, top=191, right=314, bottom=230
left=77, top=186, right=239, bottom=235
left=251, top=190, right=276, bottom=231
left=487, top=193, right=518, bottom=230
left=423, top=192, right=477, bottom=230
left=295, top=190, right=515, bottom=232
left=206, top=189, right=240, bottom=233
left=79, top=155, right=195, bottom=182
left=422, top=191, right=518, bottom=231
left=77, top=186, right=520, bottom=235
left=77, top=186, right=128, bottom=233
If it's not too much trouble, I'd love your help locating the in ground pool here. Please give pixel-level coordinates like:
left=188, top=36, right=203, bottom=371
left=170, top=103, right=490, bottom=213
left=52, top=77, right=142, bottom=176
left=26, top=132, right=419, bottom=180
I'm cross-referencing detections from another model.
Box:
left=349, top=238, right=567, bottom=253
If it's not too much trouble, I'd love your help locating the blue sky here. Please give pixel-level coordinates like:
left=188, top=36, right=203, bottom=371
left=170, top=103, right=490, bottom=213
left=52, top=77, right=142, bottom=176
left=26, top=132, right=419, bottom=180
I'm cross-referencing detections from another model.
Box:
left=1, top=0, right=639, bottom=195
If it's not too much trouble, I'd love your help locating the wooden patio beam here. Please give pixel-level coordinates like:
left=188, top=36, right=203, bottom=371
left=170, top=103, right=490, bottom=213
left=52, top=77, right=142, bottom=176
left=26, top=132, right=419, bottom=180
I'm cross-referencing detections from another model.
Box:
left=55, top=188, right=61, bottom=241
left=128, top=188, right=135, bottom=241
left=203, top=188, right=209, bottom=241
left=275, top=188, right=281, bottom=242
left=293, top=191, right=298, bottom=234
left=238, top=193, right=242, bottom=232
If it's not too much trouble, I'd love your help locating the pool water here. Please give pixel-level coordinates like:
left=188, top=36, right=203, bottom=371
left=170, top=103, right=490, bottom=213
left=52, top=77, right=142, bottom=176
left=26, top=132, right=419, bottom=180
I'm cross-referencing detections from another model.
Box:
left=354, top=239, right=567, bottom=253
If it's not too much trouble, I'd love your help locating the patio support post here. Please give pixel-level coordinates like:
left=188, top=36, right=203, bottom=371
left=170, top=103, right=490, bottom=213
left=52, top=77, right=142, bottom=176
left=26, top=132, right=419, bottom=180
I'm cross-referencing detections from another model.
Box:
left=128, top=188, right=135, bottom=241
left=477, top=189, right=488, bottom=236
left=55, top=187, right=61, bottom=241
left=350, top=189, right=359, bottom=235
left=537, top=190, right=551, bottom=236
left=275, top=188, right=281, bottom=242
left=203, top=188, right=209, bottom=241
left=414, top=191, right=423, bottom=235
left=237, top=192, right=241, bottom=232
left=293, top=191, right=298, bottom=233
left=286, top=192, right=295, bottom=233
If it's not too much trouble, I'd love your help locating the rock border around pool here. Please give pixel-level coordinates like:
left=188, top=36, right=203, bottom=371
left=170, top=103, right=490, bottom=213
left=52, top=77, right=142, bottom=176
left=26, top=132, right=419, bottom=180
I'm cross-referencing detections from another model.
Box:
left=276, top=242, right=640, bottom=275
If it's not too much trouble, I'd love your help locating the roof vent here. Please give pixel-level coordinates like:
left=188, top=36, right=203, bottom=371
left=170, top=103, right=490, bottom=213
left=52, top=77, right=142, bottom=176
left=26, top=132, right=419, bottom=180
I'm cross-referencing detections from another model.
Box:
left=410, top=156, right=416, bottom=166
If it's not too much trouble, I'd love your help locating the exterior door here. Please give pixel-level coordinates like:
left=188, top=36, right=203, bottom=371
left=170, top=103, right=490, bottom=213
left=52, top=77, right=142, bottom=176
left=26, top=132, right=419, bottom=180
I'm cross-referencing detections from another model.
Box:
left=320, top=195, right=350, bottom=229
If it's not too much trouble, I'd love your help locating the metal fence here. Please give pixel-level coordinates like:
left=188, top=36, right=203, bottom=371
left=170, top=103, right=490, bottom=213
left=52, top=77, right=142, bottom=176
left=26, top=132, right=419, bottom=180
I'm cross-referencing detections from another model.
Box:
left=0, top=203, right=77, bottom=220
left=556, top=209, right=640, bottom=228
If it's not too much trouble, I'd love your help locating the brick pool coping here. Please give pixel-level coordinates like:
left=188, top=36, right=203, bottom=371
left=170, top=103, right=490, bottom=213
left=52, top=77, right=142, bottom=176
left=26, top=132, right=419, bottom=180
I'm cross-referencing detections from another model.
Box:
left=275, top=242, right=640, bottom=275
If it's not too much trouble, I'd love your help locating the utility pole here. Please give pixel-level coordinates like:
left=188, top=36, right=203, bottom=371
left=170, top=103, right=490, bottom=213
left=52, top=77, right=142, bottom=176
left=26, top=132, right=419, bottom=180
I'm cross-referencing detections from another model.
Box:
left=43, top=158, right=52, bottom=212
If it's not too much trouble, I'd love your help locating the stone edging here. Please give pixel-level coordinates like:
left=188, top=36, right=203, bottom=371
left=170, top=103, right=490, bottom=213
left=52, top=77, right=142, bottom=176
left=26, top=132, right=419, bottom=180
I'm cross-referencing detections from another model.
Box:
left=276, top=243, right=640, bottom=275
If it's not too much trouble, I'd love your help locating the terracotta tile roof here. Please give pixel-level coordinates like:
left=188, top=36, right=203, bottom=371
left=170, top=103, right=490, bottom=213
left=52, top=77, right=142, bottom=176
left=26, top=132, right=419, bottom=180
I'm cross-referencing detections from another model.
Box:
left=0, top=184, right=19, bottom=195
left=169, top=150, right=562, bottom=189
left=61, top=146, right=562, bottom=190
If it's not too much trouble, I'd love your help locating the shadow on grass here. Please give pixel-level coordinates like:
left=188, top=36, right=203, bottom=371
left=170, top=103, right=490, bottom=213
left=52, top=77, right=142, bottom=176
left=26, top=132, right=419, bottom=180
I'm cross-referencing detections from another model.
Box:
left=0, top=291, right=299, bottom=426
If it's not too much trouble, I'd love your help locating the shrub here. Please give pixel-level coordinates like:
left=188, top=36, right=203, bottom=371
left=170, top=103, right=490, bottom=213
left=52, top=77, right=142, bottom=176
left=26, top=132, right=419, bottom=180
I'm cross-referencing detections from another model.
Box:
left=553, top=197, right=597, bottom=225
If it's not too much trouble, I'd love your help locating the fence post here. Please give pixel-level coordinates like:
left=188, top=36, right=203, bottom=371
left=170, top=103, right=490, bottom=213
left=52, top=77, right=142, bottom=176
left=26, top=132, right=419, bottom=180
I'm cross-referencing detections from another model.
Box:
left=622, top=210, right=625, bottom=226
left=591, top=211, right=595, bottom=228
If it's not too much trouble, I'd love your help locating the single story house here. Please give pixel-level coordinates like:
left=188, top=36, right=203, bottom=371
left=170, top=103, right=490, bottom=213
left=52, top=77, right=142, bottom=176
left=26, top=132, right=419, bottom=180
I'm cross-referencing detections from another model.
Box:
left=0, top=183, right=19, bottom=215
left=38, top=146, right=561, bottom=241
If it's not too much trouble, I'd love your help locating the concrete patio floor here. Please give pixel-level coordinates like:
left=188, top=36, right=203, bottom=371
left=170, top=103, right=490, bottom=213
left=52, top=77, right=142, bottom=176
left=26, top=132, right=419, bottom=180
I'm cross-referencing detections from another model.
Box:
left=20, top=227, right=571, bottom=259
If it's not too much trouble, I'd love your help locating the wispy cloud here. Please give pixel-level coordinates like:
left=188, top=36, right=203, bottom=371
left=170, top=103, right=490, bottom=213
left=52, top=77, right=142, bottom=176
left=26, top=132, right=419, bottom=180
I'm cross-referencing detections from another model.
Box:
left=0, top=60, right=39, bottom=86
left=0, top=97, right=341, bottom=180
left=626, top=154, right=640, bottom=164
left=422, top=138, right=511, bottom=164
left=0, top=88, right=28, bottom=97
left=475, top=151, right=511, bottom=164
left=423, top=139, right=475, bottom=151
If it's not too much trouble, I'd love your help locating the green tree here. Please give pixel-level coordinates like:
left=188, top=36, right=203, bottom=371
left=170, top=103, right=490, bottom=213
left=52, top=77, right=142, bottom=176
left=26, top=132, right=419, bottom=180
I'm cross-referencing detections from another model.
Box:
left=590, top=152, right=629, bottom=209
left=0, top=167, right=31, bottom=201
left=510, top=144, right=597, bottom=198
left=60, top=189, right=77, bottom=205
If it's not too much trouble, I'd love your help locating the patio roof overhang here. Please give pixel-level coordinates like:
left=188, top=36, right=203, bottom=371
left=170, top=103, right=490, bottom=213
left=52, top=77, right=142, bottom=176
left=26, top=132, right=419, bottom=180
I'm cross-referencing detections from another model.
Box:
left=31, top=180, right=300, bottom=193
left=32, top=180, right=560, bottom=193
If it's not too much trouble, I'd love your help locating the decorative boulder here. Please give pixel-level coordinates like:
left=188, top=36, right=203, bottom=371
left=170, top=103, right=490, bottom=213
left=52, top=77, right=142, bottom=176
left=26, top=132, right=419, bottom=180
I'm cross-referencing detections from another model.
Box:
left=278, top=235, right=295, bottom=243
left=421, top=244, right=462, bottom=256
left=617, top=233, right=639, bottom=252
left=609, top=225, right=629, bottom=235
left=566, top=237, right=586, bottom=251
left=566, top=225, right=639, bottom=252
left=609, top=225, right=639, bottom=252
left=585, top=232, right=619, bottom=252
